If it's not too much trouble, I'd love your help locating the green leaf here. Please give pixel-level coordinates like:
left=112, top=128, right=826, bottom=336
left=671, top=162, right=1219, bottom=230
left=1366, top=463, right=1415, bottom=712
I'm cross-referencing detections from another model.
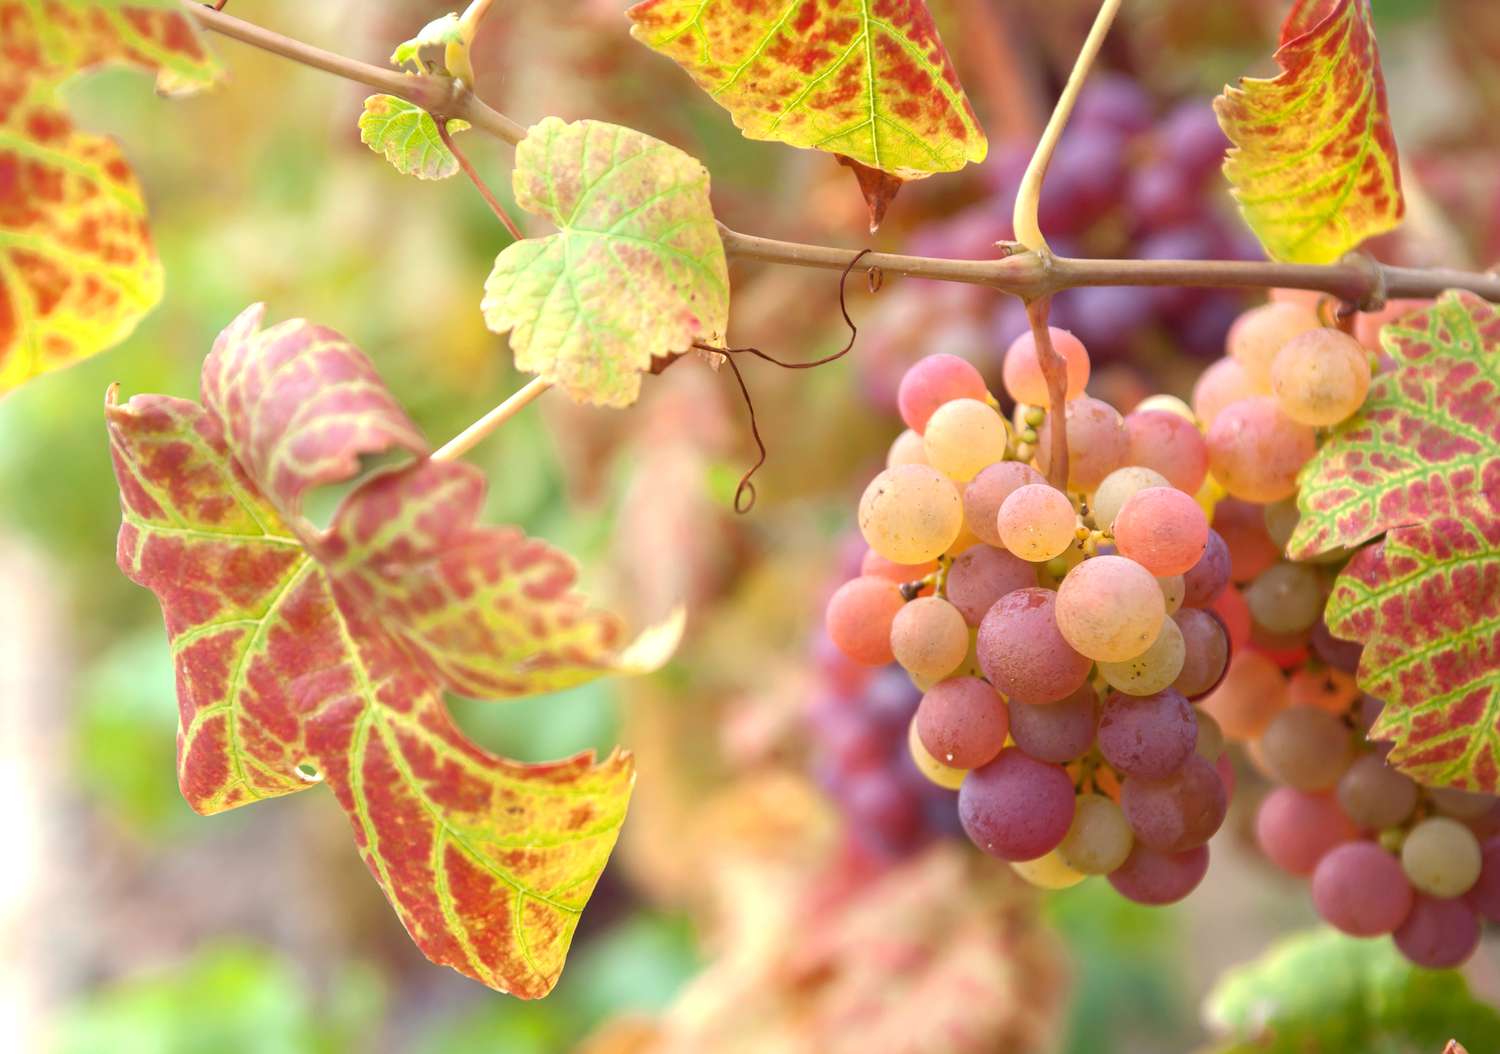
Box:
left=625, top=0, right=987, bottom=182
left=482, top=117, right=730, bottom=408
left=1214, top=0, right=1404, bottom=263
left=1204, top=928, right=1500, bottom=1054
left=108, top=304, right=676, bottom=997
left=359, top=95, right=469, bottom=181
left=1291, top=292, right=1500, bottom=560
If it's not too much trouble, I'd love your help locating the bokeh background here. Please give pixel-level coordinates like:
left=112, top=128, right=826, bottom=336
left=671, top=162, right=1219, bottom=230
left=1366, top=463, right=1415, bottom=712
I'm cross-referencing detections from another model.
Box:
left=3, top=1, right=1499, bottom=1051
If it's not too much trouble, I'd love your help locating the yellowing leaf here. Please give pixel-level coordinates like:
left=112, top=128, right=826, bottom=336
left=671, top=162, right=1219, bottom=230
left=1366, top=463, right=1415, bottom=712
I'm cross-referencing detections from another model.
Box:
left=109, top=304, right=668, bottom=996
left=358, top=95, right=469, bottom=181
left=626, top=0, right=986, bottom=180
left=1214, top=0, right=1403, bottom=264
left=0, top=0, right=218, bottom=394
left=481, top=117, right=729, bottom=408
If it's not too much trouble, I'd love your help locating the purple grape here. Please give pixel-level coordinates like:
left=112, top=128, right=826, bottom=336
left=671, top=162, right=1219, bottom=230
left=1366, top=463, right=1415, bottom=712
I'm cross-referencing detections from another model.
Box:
left=1108, top=844, right=1210, bottom=905
left=958, top=747, right=1076, bottom=861
left=1063, top=284, right=1155, bottom=362
left=1311, top=617, right=1364, bottom=673
left=1159, top=101, right=1229, bottom=184
left=1464, top=836, right=1500, bottom=922
left=1182, top=530, right=1231, bottom=608
left=945, top=545, right=1035, bottom=626
left=1120, top=755, right=1227, bottom=852
left=820, top=705, right=895, bottom=773
left=1311, top=841, right=1413, bottom=936
left=1096, top=689, right=1197, bottom=780
left=1073, top=73, right=1154, bottom=136
left=1007, top=683, right=1098, bottom=763
left=1037, top=130, right=1127, bottom=235
left=1394, top=895, right=1481, bottom=969
left=1178, top=294, right=1245, bottom=360
left=977, top=588, right=1092, bottom=705
left=916, top=677, right=1009, bottom=770
left=846, top=769, right=923, bottom=848
left=1138, top=227, right=1218, bottom=319
left=862, top=666, right=922, bottom=733
left=1126, top=162, right=1203, bottom=232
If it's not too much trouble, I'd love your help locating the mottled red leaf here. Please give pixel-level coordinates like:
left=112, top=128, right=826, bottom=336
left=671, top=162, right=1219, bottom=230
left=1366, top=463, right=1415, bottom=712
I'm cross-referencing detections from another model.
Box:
left=0, top=0, right=218, bottom=393
left=108, top=304, right=662, bottom=996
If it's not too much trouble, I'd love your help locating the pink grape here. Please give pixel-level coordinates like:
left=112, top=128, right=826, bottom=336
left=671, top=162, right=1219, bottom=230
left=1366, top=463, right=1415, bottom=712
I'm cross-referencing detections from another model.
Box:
left=963, top=461, right=1045, bottom=547
left=998, top=483, right=1078, bottom=562
left=1172, top=608, right=1230, bottom=698
left=1394, top=895, right=1481, bottom=969
left=1181, top=529, right=1231, bottom=608
left=890, top=596, right=969, bottom=681
left=1206, top=397, right=1316, bottom=503
left=1465, top=837, right=1500, bottom=922
left=1212, top=499, right=1281, bottom=582
left=859, top=549, right=938, bottom=585
left=1192, top=357, right=1262, bottom=426
left=1007, top=683, right=1099, bottom=764
left=958, top=747, right=1076, bottom=861
left=977, top=588, right=1092, bottom=705
left=1120, top=755, right=1228, bottom=852
left=897, top=353, right=988, bottom=433
left=1055, top=555, right=1166, bottom=662
left=1036, top=396, right=1130, bottom=492
left=1108, top=844, right=1210, bottom=905
left=1198, top=651, right=1288, bottom=741
left=1113, top=486, right=1210, bottom=576
left=916, top=677, right=1009, bottom=769
left=1227, top=301, right=1322, bottom=388
left=825, top=576, right=905, bottom=665
left=1002, top=326, right=1091, bottom=406
left=1096, top=688, right=1197, bottom=780
left=1255, top=787, right=1357, bottom=876
left=945, top=545, right=1035, bottom=626
left=1125, top=410, right=1208, bottom=493
left=1311, top=841, right=1413, bottom=936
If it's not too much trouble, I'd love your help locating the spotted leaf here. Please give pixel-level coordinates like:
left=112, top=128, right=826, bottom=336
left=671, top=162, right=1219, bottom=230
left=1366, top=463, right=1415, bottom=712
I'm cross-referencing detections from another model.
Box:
left=358, top=95, right=469, bottom=181
left=1214, top=0, right=1403, bottom=264
left=625, top=0, right=986, bottom=184
left=1290, top=292, right=1500, bottom=560
left=481, top=117, right=729, bottom=408
left=108, top=304, right=670, bottom=996
left=0, top=0, right=218, bottom=394
left=1325, top=519, right=1500, bottom=793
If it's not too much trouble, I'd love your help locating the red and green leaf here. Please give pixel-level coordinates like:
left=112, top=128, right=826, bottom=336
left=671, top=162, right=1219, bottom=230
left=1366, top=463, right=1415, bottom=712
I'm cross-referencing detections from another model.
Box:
left=1214, top=0, right=1403, bottom=264
left=108, top=304, right=667, bottom=996
left=1290, top=292, right=1500, bottom=560
left=1325, top=519, right=1500, bottom=792
left=481, top=117, right=729, bottom=408
left=625, top=0, right=986, bottom=195
left=0, top=0, right=218, bottom=394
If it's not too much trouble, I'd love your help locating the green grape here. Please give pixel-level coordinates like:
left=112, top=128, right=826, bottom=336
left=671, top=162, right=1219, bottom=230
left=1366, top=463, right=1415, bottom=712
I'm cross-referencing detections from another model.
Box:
left=923, top=398, right=1009, bottom=482
left=1090, top=465, right=1169, bottom=531
left=1157, top=575, right=1185, bottom=615
left=1058, top=793, right=1134, bottom=875
left=1401, top=817, right=1482, bottom=898
left=1100, top=616, right=1185, bottom=696
left=1245, top=561, right=1323, bottom=634
left=1259, top=705, right=1353, bottom=791
left=1194, top=710, right=1225, bottom=762
left=1263, top=497, right=1300, bottom=553
left=858, top=464, right=963, bottom=564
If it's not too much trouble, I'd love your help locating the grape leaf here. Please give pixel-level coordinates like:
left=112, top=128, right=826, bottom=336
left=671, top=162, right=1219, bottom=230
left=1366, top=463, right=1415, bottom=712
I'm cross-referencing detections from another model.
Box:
left=1290, top=292, right=1500, bottom=560
left=358, top=95, right=469, bottom=181
left=1325, top=519, right=1500, bottom=792
left=626, top=0, right=986, bottom=183
left=107, top=304, right=671, bottom=997
left=1204, top=928, right=1500, bottom=1054
left=1214, top=0, right=1404, bottom=264
left=481, top=117, right=729, bottom=408
left=0, top=0, right=218, bottom=394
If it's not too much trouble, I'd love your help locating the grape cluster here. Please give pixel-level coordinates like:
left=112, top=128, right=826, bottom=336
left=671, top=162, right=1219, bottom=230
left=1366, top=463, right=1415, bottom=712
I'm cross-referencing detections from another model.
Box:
left=826, top=336, right=1244, bottom=905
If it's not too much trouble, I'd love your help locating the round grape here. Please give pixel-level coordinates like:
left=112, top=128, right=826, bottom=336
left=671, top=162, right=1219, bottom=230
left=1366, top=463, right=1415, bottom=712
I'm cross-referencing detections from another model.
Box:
left=1336, top=753, right=1417, bottom=830
left=1121, top=755, right=1227, bottom=852
left=1394, top=895, right=1481, bottom=969
left=1465, top=837, right=1500, bottom=922
left=944, top=545, right=1035, bottom=626
left=1402, top=817, right=1483, bottom=898
left=1255, top=787, right=1357, bottom=876
left=1125, top=410, right=1209, bottom=493
left=825, top=576, right=905, bottom=666
left=858, top=464, right=964, bottom=564
left=1262, top=497, right=1300, bottom=552
left=998, top=483, right=1078, bottom=562
left=1245, top=562, right=1324, bottom=634
left=1011, top=850, right=1087, bottom=890
left=1259, top=705, right=1354, bottom=791
left=1097, top=688, right=1197, bottom=780
left=923, top=399, right=1010, bottom=483
left=1227, top=302, right=1322, bottom=388
left=1113, top=486, right=1210, bottom=576
left=1271, top=328, right=1372, bottom=426
left=915, top=676, right=1008, bottom=770
left=1194, top=710, right=1225, bottom=761
left=886, top=428, right=929, bottom=469
left=1206, top=397, right=1317, bottom=503
left=1002, top=327, right=1091, bottom=406
left=963, top=461, right=1045, bottom=547
left=1192, top=357, right=1264, bottom=427
left=907, top=717, right=967, bottom=791
left=1181, top=529, right=1231, bottom=608
left=1198, top=651, right=1289, bottom=740
left=1429, top=787, right=1497, bottom=820
left=977, top=587, right=1092, bottom=705
left=1091, top=466, right=1169, bottom=532
left=1056, top=555, right=1167, bottom=662
left=1059, top=793, right=1134, bottom=874
left=1101, top=616, right=1186, bottom=696
left=1158, top=574, right=1185, bottom=615
left=1171, top=608, right=1230, bottom=698
left=1108, top=843, right=1210, bottom=905
left=890, top=596, right=969, bottom=681
left=1007, top=683, right=1098, bottom=764
left=898, top=354, right=989, bottom=433
left=1037, top=396, right=1130, bottom=492
left=1311, top=841, right=1413, bottom=936
left=958, top=748, right=1076, bottom=861
left=859, top=549, right=938, bottom=586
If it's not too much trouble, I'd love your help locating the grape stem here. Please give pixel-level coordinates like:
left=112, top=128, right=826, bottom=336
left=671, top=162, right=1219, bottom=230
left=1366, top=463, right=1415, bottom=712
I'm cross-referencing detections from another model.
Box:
left=431, top=377, right=551, bottom=462
left=1011, top=0, right=1122, bottom=254
left=436, top=119, right=524, bottom=240
left=187, top=4, right=1500, bottom=310
left=1025, top=298, right=1070, bottom=492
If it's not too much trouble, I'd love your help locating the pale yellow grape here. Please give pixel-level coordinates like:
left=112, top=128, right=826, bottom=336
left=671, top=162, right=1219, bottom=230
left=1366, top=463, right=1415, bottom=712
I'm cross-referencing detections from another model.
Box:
left=1058, top=793, right=1134, bottom=874
left=886, top=428, right=929, bottom=469
left=890, top=596, right=969, bottom=681
left=998, top=483, right=1077, bottom=562
left=1091, top=466, right=1169, bottom=531
left=1228, top=302, right=1322, bottom=388
left=908, top=718, right=967, bottom=790
left=1401, top=817, right=1483, bottom=897
left=858, top=464, right=963, bottom=564
left=1100, top=617, right=1185, bottom=695
left=1158, top=575, right=1185, bottom=614
left=1271, top=328, right=1371, bottom=426
left=1056, top=555, right=1166, bottom=662
left=1012, top=849, right=1087, bottom=889
left=923, top=398, right=1009, bottom=482
left=1195, top=711, right=1225, bottom=762
left=1134, top=394, right=1195, bottom=422
left=1245, top=562, right=1323, bottom=634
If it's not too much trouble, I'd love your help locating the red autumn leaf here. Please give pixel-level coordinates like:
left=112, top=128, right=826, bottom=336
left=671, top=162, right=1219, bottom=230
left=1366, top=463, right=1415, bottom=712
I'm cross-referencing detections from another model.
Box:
left=107, top=304, right=656, bottom=997
left=1291, top=291, right=1500, bottom=560
left=1325, top=518, right=1500, bottom=793
left=1214, top=0, right=1403, bottom=264
left=1, top=0, right=218, bottom=394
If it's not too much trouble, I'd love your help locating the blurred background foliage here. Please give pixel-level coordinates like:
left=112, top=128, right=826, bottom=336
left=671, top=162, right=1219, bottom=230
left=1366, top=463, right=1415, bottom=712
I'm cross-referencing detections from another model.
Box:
left=2, top=0, right=1498, bottom=1051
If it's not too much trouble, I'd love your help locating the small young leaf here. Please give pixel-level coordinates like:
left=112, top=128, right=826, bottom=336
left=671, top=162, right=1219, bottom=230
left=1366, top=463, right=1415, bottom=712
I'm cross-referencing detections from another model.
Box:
left=390, top=12, right=468, bottom=78
left=1215, top=0, right=1403, bottom=264
left=108, top=304, right=671, bottom=996
left=482, top=117, right=729, bottom=408
left=1326, top=521, right=1500, bottom=792
left=626, top=0, right=986, bottom=185
left=1290, top=292, right=1499, bottom=560
left=1205, top=928, right=1500, bottom=1053
left=358, top=95, right=469, bottom=181
left=0, top=0, right=218, bottom=395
